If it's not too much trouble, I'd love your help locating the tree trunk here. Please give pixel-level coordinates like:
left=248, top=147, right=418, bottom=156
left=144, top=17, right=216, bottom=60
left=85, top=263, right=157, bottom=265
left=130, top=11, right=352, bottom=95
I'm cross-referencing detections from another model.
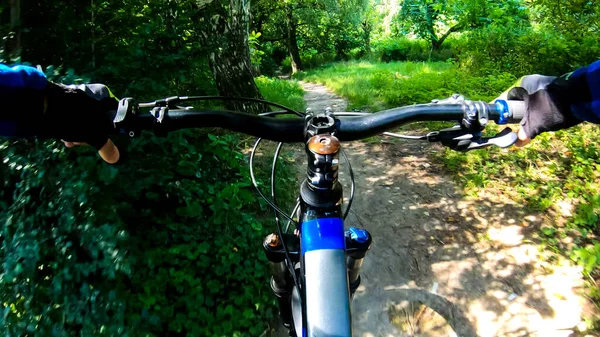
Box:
left=8, top=0, right=21, bottom=61
left=285, top=6, right=303, bottom=74
left=361, top=21, right=371, bottom=55
left=197, top=0, right=265, bottom=113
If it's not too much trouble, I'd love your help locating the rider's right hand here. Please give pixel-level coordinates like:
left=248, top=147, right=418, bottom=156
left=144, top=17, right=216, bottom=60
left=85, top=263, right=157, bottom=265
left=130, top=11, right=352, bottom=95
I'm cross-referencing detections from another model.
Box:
left=496, top=75, right=581, bottom=147
left=496, top=60, right=600, bottom=146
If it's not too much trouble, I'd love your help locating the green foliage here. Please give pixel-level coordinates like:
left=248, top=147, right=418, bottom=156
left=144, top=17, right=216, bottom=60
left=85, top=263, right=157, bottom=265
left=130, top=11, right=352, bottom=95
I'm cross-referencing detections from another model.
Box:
left=2, top=0, right=217, bottom=99
left=396, top=0, right=485, bottom=48
left=529, top=0, right=600, bottom=34
left=452, top=23, right=600, bottom=76
left=0, top=31, right=301, bottom=337
left=251, top=0, right=372, bottom=71
left=249, top=31, right=266, bottom=69
left=249, top=0, right=600, bottom=77
left=255, top=76, right=306, bottom=112
left=0, top=128, right=283, bottom=336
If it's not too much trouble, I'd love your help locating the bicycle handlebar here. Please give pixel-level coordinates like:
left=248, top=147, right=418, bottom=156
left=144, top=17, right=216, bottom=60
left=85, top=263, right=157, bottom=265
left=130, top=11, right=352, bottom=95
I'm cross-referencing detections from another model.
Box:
left=113, top=98, right=525, bottom=144
left=335, top=103, right=480, bottom=141
left=133, top=110, right=306, bottom=142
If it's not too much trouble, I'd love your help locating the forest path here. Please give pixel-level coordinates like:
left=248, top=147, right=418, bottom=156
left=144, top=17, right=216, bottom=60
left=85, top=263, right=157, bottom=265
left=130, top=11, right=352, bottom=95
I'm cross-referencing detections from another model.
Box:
left=289, top=80, right=594, bottom=337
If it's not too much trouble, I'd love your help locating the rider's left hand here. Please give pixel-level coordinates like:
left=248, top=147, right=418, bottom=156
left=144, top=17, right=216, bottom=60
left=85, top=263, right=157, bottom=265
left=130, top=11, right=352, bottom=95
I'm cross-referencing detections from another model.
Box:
left=44, top=83, right=120, bottom=164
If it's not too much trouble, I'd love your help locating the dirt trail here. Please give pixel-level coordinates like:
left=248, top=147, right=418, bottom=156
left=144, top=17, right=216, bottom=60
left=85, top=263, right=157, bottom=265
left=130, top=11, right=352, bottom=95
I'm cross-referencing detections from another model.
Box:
left=295, top=80, right=595, bottom=337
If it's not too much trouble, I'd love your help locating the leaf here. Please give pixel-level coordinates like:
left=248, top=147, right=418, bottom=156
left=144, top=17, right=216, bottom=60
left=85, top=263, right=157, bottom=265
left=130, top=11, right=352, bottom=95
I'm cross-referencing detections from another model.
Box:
left=176, top=160, right=197, bottom=177
left=197, top=242, right=209, bottom=254
left=243, top=309, right=254, bottom=319
left=98, top=166, right=118, bottom=184
left=176, top=201, right=203, bottom=217
left=585, top=255, right=597, bottom=274
left=251, top=221, right=262, bottom=231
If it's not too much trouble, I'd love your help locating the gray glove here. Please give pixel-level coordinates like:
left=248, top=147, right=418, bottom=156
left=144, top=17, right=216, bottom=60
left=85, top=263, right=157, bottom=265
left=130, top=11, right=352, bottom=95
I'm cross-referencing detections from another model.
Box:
left=500, top=75, right=581, bottom=139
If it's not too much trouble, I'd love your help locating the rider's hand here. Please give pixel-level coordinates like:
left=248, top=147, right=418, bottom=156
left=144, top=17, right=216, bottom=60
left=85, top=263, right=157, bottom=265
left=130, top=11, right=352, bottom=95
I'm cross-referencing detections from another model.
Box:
left=44, top=83, right=120, bottom=164
left=496, top=75, right=581, bottom=146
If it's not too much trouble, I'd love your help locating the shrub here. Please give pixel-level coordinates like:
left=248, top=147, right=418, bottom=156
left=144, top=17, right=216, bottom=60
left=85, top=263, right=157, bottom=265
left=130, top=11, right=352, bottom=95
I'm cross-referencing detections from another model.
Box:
left=371, top=37, right=454, bottom=63
left=453, top=23, right=600, bottom=76
left=0, top=130, right=283, bottom=336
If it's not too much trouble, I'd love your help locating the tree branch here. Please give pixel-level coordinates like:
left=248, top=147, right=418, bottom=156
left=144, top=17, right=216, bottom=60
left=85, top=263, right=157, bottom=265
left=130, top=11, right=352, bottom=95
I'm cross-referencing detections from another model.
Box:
left=437, top=23, right=463, bottom=46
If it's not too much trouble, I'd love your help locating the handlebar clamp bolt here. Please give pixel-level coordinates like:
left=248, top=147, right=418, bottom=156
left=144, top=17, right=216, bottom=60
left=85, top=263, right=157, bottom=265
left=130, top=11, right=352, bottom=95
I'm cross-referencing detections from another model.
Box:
left=265, top=233, right=282, bottom=248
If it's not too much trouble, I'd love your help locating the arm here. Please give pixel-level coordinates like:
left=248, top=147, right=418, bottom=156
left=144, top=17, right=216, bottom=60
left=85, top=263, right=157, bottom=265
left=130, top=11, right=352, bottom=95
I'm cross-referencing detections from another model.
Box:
left=553, top=60, right=600, bottom=124
left=0, top=64, right=48, bottom=137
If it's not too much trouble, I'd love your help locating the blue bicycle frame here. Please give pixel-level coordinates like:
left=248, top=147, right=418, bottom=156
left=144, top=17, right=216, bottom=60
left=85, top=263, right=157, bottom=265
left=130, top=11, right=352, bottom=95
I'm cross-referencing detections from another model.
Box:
left=298, top=217, right=352, bottom=336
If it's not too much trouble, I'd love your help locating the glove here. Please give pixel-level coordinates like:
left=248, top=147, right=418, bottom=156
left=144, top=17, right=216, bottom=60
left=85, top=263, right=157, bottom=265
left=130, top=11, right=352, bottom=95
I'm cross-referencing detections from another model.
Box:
left=43, top=83, right=118, bottom=149
left=498, top=75, right=581, bottom=142
left=43, top=82, right=120, bottom=163
left=0, top=64, right=120, bottom=163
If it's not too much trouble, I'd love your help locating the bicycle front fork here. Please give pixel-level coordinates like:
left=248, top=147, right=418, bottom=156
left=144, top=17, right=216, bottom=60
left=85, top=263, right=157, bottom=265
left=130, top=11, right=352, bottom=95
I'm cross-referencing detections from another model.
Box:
left=345, top=227, right=372, bottom=298
left=263, top=227, right=372, bottom=327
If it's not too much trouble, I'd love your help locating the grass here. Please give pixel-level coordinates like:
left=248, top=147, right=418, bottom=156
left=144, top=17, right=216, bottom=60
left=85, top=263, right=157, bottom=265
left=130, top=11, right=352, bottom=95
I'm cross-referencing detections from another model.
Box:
left=300, top=60, right=600, bottom=327
left=255, top=76, right=306, bottom=113
left=295, top=60, right=516, bottom=112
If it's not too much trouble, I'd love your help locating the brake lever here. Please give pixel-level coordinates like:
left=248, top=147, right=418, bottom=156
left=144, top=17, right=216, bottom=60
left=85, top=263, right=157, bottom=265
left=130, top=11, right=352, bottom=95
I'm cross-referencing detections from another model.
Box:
left=462, top=127, right=518, bottom=151
left=427, top=126, right=518, bottom=151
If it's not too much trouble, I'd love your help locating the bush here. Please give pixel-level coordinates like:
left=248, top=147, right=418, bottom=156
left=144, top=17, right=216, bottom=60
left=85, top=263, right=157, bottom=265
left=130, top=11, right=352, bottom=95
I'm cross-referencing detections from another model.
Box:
left=453, top=23, right=600, bottom=76
left=0, top=131, right=282, bottom=336
left=301, top=49, right=336, bottom=69
left=368, top=25, right=599, bottom=78
left=371, top=38, right=454, bottom=63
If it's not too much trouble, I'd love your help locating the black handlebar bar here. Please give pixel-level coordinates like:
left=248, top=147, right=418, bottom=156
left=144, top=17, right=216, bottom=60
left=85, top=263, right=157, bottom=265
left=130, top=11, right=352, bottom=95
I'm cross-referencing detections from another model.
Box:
left=133, top=110, right=307, bottom=142
left=127, top=104, right=467, bottom=142
left=114, top=99, right=523, bottom=143
left=335, top=103, right=475, bottom=141
left=112, top=96, right=525, bottom=150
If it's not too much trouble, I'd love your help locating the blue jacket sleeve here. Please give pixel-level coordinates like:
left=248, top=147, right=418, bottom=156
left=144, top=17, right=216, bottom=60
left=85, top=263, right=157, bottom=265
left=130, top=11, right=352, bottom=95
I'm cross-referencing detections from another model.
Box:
left=0, top=64, right=48, bottom=137
left=0, top=64, right=48, bottom=90
left=557, top=60, right=600, bottom=123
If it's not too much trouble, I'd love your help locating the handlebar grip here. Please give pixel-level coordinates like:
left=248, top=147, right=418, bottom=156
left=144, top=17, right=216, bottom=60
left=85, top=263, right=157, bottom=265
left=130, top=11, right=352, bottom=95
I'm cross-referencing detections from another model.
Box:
left=494, top=99, right=526, bottom=124
left=506, top=100, right=526, bottom=122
